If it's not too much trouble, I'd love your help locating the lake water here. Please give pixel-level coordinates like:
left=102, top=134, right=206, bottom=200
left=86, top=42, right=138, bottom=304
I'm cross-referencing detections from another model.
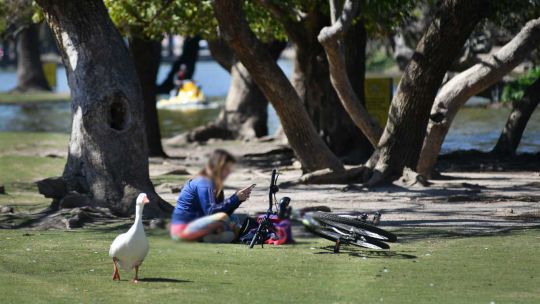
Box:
left=0, top=61, right=539, bottom=153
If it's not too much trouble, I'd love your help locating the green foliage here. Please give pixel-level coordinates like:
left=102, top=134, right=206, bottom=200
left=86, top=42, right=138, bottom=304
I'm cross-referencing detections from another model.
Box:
left=491, top=0, right=540, bottom=31
left=362, top=0, right=421, bottom=36
left=502, top=67, right=540, bottom=103
left=0, top=0, right=34, bottom=38
left=366, top=49, right=396, bottom=71
left=104, top=0, right=285, bottom=41
left=0, top=1, right=6, bottom=34
left=104, top=0, right=421, bottom=43
left=257, top=0, right=420, bottom=38
left=105, top=0, right=216, bottom=40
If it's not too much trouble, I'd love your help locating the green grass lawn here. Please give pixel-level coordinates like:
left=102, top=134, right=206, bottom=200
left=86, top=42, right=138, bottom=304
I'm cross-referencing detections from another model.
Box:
left=0, top=92, right=70, bottom=105
left=0, top=132, right=68, bottom=211
left=1, top=133, right=539, bottom=303
left=0, top=132, right=185, bottom=212
left=0, top=227, right=539, bottom=304
left=0, top=132, right=68, bottom=155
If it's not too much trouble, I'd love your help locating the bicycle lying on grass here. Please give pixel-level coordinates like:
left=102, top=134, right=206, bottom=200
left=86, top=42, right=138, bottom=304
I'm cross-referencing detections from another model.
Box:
left=301, top=211, right=397, bottom=252
left=247, top=168, right=397, bottom=252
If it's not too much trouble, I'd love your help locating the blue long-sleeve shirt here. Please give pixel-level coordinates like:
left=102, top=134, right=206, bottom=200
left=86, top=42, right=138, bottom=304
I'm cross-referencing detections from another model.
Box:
left=171, top=176, right=241, bottom=224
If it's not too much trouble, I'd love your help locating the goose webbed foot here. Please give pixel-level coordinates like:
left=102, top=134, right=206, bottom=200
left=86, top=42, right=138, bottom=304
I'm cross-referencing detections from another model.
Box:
left=112, top=257, right=121, bottom=281
left=132, top=265, right=140, bottom=283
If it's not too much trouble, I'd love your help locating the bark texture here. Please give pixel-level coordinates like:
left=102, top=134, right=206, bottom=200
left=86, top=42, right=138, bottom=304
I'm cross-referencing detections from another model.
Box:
left=364, top=0, right=490, bottom=185
left=187, top=39, right=284, bottom=141
left=14, top=23, right=51, bottom=92
left=37, top=0, right=171, bottom=217
left=129, top=37, right=167, bottom=157
left=258, top=0, right=371, bottom=162
left=417, top=17, right=540, bottom=176
left=318, top=0, right=383, bottom=147
left=292, top=11, right=370, bottom=162
left=214, top=0, right=344, bottom=173
left=492, top=77, right=540, bottom=155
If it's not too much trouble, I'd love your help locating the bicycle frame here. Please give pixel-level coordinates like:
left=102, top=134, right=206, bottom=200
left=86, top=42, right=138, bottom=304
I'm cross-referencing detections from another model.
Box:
left=249, top=169, right=279, bottom=248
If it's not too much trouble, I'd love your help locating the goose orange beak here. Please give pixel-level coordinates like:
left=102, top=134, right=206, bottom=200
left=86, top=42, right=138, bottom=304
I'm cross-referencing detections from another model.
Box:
left=143, top=196, right=150, bottom=204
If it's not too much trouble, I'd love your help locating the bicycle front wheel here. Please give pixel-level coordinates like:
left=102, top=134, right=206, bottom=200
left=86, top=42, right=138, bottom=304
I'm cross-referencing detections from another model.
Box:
left=311, top=212, right=397, bottom=242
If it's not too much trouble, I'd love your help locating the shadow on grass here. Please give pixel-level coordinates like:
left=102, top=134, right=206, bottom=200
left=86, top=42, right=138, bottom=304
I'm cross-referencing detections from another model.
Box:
left=314, top=245, right=417, bottom=259
left=392, top=225, right=540, bottom=243
left=139, top=278, right=193, bottom=283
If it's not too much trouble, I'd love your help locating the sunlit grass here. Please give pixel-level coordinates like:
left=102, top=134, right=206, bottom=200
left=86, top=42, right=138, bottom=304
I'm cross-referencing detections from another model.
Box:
left=0, top=92, right=70, bottom=104
left=0, top=132, right=69, bottom=156
left=0, top=228, right=538, bottom=303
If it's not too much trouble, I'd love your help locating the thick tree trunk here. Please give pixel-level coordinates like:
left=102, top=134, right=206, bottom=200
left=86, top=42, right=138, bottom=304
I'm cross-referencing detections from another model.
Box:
left=37, top=0, right=171, bottom=217
left=492, top=77, right=540, bottom=156
left=216, top=61, right=269, bottom=138
left=186, top=39, right=283, bottom=141
left=129, top=37, right=167, bottom=157
left=318, top=0, right=383, bottom=147
left=156, top=36, right=200, bottom=94
left=214, top=0, right=344, bottom=173
left=291, top=12, right=370, bottom=163
left=364, top=0, right=490, bottom=185
left=14, top=23, right=51, bottom=92
left=417, top=17, right=540, bottom=177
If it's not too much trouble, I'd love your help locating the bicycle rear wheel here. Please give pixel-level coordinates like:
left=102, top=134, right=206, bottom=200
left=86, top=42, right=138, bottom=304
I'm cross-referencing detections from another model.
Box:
left=311, top=212, right=397, bottom=242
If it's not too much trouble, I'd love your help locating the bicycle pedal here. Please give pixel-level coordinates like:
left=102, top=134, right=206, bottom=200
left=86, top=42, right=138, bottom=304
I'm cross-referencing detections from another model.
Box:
left=372, top=212, right=381, bottom=225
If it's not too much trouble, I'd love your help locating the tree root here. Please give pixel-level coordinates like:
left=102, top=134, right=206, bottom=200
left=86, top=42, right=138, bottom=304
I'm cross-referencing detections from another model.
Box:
left=36, top=176, right=172, bottom=221
left=0, top=206, right=121, bottom=230
left=242, top=146, right=295, bottom=168
left=187, top=123, right=235, bottom=142
left=296, top=166, right=368, bottom=184
left=295, top=165, right=430, bottom=188
left=165, top=123, right=234, bottom=146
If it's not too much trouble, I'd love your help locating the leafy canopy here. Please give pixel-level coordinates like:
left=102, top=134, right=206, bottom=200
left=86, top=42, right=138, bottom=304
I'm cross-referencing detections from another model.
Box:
left=104, top=0, right=284, bottom=41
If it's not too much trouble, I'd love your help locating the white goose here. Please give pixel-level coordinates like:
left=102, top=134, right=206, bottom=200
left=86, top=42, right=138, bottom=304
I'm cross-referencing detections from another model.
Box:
left=109, top=193, right=150, bottom=283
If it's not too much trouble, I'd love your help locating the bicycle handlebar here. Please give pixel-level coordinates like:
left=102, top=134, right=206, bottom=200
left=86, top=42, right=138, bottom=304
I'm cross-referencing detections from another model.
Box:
left=268, top=169, right=278, bottom=212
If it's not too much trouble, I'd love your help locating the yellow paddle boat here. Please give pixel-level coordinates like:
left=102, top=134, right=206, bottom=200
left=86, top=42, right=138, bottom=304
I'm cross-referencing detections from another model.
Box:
left=157, top=80, right=207, bottom=110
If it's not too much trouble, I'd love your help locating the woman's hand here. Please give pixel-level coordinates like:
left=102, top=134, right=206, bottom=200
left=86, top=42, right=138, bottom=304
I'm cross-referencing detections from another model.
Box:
left=236, top=185, right=254, bottom=202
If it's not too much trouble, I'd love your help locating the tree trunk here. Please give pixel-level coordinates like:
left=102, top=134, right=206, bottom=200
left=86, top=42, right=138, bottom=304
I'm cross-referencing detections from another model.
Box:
left=291, top=11, right=370, bottom=163
left=318, top=0, right=383, bottom=147
left=14, top=22, right=51, bottom=92
left=216, top=61, right=269, bottom=138
left=417, top=17, right=540, bottom=177
left=214, top=0, right=344, bottom=173
left=364, top=0, right=490, bottom=185
left=36, top=0, right=171, bottom=217
left=157, top=35, right=200, bottom=94
left=492, top=77, right=540, bottom=156
left=129, top=37, right=167, bottom=157
left=186, top=39, right=284, bottom=141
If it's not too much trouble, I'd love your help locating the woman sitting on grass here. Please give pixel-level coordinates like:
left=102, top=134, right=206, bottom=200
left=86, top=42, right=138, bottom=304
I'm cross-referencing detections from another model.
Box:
left=170, top=149, right=253, bottom=243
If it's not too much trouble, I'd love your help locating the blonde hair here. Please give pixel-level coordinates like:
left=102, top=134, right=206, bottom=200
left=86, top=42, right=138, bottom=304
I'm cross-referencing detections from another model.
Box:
left=198, top=149, right=236, bottom=199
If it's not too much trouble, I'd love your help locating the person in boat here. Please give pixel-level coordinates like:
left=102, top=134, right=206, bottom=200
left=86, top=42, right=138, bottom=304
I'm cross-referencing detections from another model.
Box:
left=170, top=149, right=253, bottom=243
left=170, top=64, right=187, bottom=97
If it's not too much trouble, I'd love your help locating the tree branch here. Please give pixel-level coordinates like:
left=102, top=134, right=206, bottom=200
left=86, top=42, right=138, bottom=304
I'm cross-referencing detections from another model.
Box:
left=256, top=0, right=306, bottom=44
left=417, top=16, right=540, bottom=176
left=213, top=0, right=344, bottom=173
left=318, top=0, right=383, bottom=146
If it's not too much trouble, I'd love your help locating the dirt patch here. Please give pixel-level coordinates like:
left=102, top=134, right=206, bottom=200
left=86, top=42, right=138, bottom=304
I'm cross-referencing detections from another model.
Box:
left=160, top=140, right=540, bottom=234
